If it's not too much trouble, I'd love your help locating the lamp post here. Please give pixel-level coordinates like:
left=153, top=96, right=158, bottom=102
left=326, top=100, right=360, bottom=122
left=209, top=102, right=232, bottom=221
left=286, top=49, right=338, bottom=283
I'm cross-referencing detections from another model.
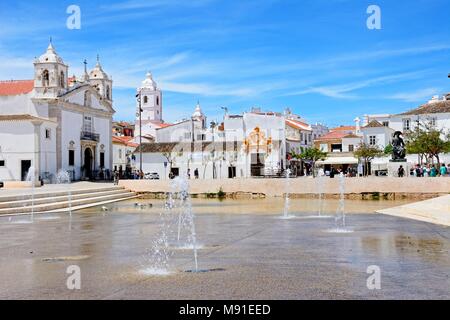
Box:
left=136, top=91, right=143, bottom=178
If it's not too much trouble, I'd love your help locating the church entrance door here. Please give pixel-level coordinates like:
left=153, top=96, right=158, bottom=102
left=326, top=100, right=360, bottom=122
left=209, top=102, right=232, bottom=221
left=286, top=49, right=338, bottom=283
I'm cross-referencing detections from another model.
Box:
left=84, top=148, right=93, bottom=179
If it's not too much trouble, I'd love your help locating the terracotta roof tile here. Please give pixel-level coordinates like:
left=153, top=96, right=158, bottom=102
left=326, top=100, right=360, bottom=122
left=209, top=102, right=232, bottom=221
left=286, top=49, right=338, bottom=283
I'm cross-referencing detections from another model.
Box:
left=0, top=80, right=34, bottom=96
left=315, top=131, right=349, bottom=141
left=399, top=100, right=450, bottom=115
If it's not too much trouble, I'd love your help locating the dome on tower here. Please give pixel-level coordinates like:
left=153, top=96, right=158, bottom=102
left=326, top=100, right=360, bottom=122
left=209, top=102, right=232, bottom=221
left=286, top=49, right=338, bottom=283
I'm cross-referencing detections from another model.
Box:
left=36, top=42, right=65, bottom=64
left=141, top=72, right=157, bottom=90
left=89, top=56, right=109, bottom=80
left=192, top=101, right=204, bottom=119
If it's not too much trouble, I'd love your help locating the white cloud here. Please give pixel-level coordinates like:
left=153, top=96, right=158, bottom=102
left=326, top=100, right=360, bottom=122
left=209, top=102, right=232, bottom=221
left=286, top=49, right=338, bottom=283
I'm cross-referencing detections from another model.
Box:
left=386, top=88, right=441, bottom=102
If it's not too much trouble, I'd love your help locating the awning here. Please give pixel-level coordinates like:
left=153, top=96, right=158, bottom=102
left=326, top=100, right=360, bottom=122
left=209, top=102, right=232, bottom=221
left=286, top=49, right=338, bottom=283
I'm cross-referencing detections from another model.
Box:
left=316, top=157, right=358, bottom=165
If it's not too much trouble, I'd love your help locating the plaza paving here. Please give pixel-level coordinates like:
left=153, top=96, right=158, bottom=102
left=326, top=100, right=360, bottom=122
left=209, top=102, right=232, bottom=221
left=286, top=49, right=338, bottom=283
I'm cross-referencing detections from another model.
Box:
left=0, top=198, right=449, bottom=300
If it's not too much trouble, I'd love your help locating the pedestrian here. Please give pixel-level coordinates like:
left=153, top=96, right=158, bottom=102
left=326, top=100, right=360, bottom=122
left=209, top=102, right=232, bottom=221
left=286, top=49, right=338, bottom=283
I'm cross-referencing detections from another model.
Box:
left=430, top=165, right=437, bottom=177
left=187, top=169, right=191, bottom=179
left=422, top=165, right=429, bottom=177
left=398, top=165, right=405, bottom=178
left=194, top=168, right=199, bottom=179
left=439, top=164, right=447, bottom=177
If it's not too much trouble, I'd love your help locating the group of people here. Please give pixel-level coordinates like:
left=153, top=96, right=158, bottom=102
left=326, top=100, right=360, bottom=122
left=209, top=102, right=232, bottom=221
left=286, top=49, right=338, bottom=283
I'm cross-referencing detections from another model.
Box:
left=411, top=164, right=450, bottom=177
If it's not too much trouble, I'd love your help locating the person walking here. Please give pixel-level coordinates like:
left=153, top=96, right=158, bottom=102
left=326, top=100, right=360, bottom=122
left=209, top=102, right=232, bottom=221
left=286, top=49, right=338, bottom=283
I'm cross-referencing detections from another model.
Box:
left=430, top=165, right=437, bottom=177
left=194, top=168, right=199, bottom=179
left=398, top=165, right=405, bottom=178
left=440, top=164, right=447, bottom=177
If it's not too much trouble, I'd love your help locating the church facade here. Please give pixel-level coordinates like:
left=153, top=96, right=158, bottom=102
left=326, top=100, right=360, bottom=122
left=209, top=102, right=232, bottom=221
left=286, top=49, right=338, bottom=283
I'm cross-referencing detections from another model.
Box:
left=0, top=42, right=115, bottom=183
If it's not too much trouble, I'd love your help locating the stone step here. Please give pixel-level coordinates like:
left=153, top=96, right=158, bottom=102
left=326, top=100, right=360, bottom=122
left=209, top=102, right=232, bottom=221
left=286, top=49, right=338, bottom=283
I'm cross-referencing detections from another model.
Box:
left=0, top=185, right=125, bottom=203
left=0, top=189, right=129, bottom=209
left=0, top=190, right=136, bottom=215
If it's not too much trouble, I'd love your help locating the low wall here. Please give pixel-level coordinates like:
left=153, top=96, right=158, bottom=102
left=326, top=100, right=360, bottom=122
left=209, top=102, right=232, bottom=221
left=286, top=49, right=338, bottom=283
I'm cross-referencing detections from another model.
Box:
left=2, top=181, right=41, bottom=189
left=119, top=177, right=450, bottom=199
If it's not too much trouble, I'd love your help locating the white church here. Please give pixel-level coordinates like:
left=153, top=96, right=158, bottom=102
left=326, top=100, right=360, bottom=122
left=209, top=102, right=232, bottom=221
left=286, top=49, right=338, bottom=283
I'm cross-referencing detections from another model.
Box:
left=0, top=42, right=115, bottom=184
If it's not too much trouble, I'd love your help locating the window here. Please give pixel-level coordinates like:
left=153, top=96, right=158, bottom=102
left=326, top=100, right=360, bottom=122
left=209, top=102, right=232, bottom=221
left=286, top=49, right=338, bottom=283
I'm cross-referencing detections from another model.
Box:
left=119, top=149, right=123, bottom=159
left=45, top=128, right=51, bottom=139
left=369, top=136, right=376, bottom=146
left=68, top=150, right=75, bottom=166
left=320, top=144, right=328, bottom=152
left=0, top=160, right=5, bottom=167
left=106, top=85, right=110, bottom=100
left=156, top=96, right=160, bottom=106
left=60, top=71, right=65, bottom=88
left=382, top=121, right=389, bottom=127
left=184, top=132, right=192, bottom=140
left=403, top=119, right=411, bottom=131
left=42, top=70, right=49, bottom=87
left=348, top=145, right=354, bottom=152
left=100, top=152, right=105, bottom=168
left=83, top=116, right=93, bottom=132
left=143, top=96, right=148, bottom=104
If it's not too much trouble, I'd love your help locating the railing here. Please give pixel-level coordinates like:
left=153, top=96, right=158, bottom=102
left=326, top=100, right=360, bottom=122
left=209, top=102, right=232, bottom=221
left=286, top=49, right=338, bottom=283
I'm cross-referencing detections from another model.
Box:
left=80, top=131, right=100, bottom=142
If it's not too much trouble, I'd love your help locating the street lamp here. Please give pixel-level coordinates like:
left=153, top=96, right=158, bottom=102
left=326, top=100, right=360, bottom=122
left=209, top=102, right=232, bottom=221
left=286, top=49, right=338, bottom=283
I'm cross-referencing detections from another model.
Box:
left=136, top=91, right=143, bottom=178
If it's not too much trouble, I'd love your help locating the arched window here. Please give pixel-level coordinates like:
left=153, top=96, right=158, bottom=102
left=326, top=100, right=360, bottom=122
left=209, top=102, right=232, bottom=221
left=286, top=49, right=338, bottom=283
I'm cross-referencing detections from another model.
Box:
left=143, top=96, right=148, bottom=104
left=106, top=85, right=110, bottom=100
left=60, top=71, right=65, bottom=88
left=156, top=96, right=159, bottom=106
left=42, top=70, right=49, bottom=87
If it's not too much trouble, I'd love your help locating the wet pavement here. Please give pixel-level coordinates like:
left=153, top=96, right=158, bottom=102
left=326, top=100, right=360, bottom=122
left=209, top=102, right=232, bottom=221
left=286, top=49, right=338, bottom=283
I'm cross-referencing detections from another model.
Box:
left=0, top=198, right=449, bottom=300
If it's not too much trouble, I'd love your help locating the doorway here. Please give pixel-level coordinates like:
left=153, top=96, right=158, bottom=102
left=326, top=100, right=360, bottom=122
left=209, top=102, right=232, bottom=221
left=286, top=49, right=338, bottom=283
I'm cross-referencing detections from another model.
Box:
left=251, top=153, right=265, bottom=177
left=84, top=148, right=93, bottom=179
left=228, top=166, right=236, bottom=179
left=21, top=160, right=32, bottom=181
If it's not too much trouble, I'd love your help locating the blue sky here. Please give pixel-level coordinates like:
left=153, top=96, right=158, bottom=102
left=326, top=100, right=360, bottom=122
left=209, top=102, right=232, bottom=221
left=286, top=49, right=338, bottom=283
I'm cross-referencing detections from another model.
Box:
left=0, top=0, right=449, bottom=127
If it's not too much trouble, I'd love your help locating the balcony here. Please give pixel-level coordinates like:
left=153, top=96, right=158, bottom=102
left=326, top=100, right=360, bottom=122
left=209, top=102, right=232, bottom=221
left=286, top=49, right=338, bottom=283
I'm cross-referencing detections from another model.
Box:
left=80, top=131, right=100, bottom=142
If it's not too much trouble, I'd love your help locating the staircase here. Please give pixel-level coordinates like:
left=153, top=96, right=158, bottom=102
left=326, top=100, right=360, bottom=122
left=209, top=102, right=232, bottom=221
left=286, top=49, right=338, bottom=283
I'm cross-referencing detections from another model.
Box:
left=0, top=184, right=137, bottom=216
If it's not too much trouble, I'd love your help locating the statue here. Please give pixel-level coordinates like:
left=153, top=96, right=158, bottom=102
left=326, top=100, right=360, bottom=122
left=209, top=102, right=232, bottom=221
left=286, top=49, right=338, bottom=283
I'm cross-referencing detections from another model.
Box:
left=391, top=131, right=406, bottom=161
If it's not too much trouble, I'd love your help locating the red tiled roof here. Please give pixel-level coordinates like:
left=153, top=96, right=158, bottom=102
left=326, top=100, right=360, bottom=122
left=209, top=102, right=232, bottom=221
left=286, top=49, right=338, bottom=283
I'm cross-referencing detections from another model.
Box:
left=113, top=136, right=138, bottom=147
left=330, top=125, right=355, bottom=132
left=315, top=131, right=349, bottom=141
left=158, top=122, right=173, bottom=128
left=0, top=80, right=34, bottom=96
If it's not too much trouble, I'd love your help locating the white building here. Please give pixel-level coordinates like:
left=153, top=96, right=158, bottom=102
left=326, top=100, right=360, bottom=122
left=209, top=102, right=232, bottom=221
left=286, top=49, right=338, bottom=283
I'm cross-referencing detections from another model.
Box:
left=363, top=94, right=450, bottom=166
left=112, top=136, right=138, bottom=174
left=134, top=72, right=171, bottom=143
left=136, top=106, right=287, bottom=179
left=0, top=43, right=115, bottom=183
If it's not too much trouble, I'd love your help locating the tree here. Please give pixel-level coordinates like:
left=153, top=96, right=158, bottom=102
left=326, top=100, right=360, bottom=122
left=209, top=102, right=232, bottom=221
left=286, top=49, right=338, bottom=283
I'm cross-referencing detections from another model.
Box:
left=353, top=143, right=383, bottom=176
left=383, top=143, right=393, bottom=155
left=405, top=123, right=450, bottom=166
left=292, top=147, right=327, bottom=177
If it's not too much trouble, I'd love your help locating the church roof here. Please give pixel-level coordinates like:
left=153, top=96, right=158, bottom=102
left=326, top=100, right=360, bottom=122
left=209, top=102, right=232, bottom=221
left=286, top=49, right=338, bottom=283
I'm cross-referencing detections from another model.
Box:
left=192, top=102, right=204, bottom=118
left=89, top=57, right=109, bottom=80
left=398, top=100, right=450, bottom=115
left=0, top=80, right=34, bottom=96
left=36, top=42, right=65, bottom=64
left=140, top=72, right=157, bottom=89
